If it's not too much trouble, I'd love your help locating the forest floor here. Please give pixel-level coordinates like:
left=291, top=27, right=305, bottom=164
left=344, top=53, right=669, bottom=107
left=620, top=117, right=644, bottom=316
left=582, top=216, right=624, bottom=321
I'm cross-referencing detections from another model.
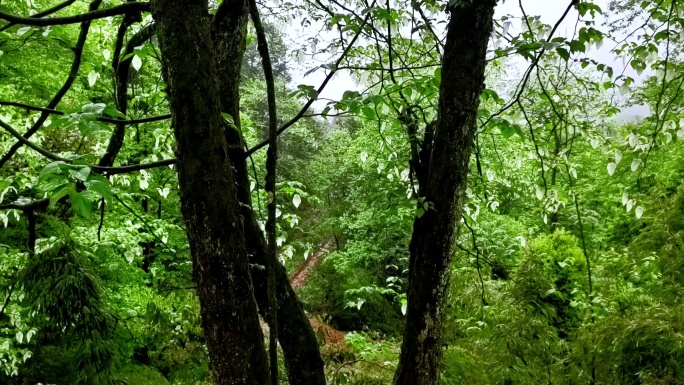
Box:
left=291, top=240, right=347, bottom=348
left=290, top=239, right=333, bottom=289
left=263, top=240, right=347, bottom=348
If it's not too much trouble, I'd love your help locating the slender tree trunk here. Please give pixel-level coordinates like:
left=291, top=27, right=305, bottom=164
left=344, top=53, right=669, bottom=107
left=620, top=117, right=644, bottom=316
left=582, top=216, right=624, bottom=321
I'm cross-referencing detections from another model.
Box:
left=151, top=1, right=269, bottom=383
left=549, top=125, right=562, bottom=232
left=211, top=2, right=326, bottom=384
left=394, top=2, right=497, bottom=384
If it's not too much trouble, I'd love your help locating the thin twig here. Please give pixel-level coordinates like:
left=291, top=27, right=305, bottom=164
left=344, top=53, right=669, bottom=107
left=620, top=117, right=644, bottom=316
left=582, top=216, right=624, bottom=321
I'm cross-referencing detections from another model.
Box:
left=244, top=2, right=375, bottom=157
left=0, top=2, right=149, bottom=27
left=0, top=0, right=103, bottom=168
left=248, top=0, right=280, bottom=381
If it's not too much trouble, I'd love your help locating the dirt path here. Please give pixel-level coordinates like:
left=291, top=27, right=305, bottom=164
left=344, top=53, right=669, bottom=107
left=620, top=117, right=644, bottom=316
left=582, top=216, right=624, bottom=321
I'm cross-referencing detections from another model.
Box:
left=286, top=240, right=348, bottom=350
left=289, top=239, right=333, bottom=289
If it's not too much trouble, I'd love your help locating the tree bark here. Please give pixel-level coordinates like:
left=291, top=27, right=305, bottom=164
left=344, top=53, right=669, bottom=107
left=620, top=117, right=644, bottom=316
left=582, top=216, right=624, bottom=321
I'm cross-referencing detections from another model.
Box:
left=151, top=1, right=269, bottom=384
left=211, top=2, right=327, bottom=383
left=394, top=2, right=497, bottom=385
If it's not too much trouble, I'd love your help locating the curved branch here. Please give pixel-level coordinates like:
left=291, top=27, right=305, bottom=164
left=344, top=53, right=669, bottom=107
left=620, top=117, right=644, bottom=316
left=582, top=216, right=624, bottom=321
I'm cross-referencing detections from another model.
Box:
left=0, top=101, right=59, bottom=114
left=0, top=2, right=150, bottom=27
left=0, top=0, right=78, bottom=32
left=0, top=119, right=68, bottom=162
left=95, top=158, right=175, bottom=175
left=99, top=113, right=171, bottom=125
left=0, top=0, right=103, bottom=169
left=244, top=4, right=374, bottom=157
left=0, top=101, right=170, bottom=125
left=0, top=199, right=49, bottom=211
left=0, top=116, right=175, bottom=175
left=248, top=0, right=279, bottom=382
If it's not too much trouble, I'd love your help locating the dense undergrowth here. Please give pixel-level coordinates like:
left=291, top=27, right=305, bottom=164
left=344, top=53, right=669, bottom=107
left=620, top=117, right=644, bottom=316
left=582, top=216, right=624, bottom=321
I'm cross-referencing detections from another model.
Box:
left=1, top=0, right=684, bottom=384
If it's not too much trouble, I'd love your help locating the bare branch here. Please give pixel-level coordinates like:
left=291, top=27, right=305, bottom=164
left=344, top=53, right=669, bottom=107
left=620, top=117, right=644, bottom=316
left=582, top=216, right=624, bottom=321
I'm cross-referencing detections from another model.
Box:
left=0, top=119, right=68, bottom=162
left=0, top=0, right=103, bottom=169
left=0, top=0, right=77, bottom=32
left=0, top=199, right=49, bottom=211
left=96, top=159, right=176, bottom=175
left=244, top=3, right=374, bottom=157
left=0, top=2, right=150, bottom=27
left=0, top=116, right=175, bottom=175
left=248, top=0, right=280, bottom=382
left=0, top=101, right=170, bottom=125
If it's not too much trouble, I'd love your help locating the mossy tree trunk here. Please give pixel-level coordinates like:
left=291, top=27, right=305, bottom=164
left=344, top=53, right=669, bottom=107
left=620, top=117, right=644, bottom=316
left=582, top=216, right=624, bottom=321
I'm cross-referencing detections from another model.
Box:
left=151, top=0, right=269, bottom=383
left=394, top=2, right=497, bottom=384
left=211, top=1, right=326, bottom=383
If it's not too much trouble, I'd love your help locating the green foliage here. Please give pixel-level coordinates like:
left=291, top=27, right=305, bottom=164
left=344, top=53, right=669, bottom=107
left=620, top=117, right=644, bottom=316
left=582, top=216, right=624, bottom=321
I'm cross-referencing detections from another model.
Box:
left=2, top=0, right=684, bottom=383
left=513, top=231, right=588, bottom=336
left=328, top=332, right=396, bottom=385
left=23, top=238, right=110, bottom=338
left=7, top=234, right=117, bottom=384
left=299, top=243, right=406, bottom=335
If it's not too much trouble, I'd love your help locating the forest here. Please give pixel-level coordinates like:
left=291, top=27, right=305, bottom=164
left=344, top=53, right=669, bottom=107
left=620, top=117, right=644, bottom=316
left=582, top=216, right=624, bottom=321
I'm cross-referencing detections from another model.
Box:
left=0, top=0, right=682, bottom=384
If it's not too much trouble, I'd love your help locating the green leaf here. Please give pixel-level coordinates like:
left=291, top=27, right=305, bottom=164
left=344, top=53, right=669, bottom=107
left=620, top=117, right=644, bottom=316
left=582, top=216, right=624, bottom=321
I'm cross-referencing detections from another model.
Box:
left=69, top=191, right=93, bottom=217
left=297, top=85, right=319, bottom=99
left=79, top=120, right=110, bottom=137
left=653, top=30, right=669, bottom=42
left=576, top=2, right=602, bottom=17
left=568, top=40, right=585, bottom=53
left=322, top=106, right=331, bottom=117
left=362, top=106, right=375, bottom=120
left=499, top=120, right=515, bottom=139
left=68, top=166, right=91, bottom=182
left=82, top=103, right=106, bottom=114
left=49, top=184, right=74, bottom=207
left=221, top=112, right=235, bottom=125
left=556, top=47, right=570, bottom=62
left=85, top=179, right=113, bottom=202
left=40, top=162, right=64, bottom=180
left=103, top=105, right=126, bottom=119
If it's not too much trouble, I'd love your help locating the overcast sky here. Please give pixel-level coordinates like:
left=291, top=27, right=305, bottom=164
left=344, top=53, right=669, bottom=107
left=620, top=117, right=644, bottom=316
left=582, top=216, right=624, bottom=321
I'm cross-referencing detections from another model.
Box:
left=285, top=0, right=648, bottom=118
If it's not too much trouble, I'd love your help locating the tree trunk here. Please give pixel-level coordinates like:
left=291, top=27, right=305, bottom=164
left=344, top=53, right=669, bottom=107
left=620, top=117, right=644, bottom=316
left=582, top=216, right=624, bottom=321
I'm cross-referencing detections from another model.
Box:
left=394, top=2, right=497, bottom=385
left=212, top=3, right=326, bottom=383
left=151, top=1, right=269, bottom=384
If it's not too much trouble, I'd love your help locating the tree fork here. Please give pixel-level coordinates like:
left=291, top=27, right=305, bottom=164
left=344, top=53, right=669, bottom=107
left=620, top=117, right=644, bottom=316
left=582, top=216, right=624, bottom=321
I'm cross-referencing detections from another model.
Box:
left=211, top=1, right=326, bottom=382
left=151, top=0, right=269, bottom=383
